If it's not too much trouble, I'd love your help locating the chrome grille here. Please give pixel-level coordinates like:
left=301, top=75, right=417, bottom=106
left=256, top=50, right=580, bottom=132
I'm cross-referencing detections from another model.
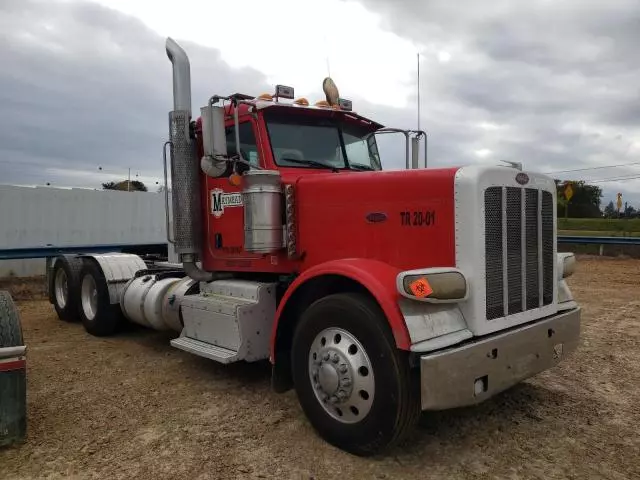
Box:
left=485, top=186, right=554, bottom=320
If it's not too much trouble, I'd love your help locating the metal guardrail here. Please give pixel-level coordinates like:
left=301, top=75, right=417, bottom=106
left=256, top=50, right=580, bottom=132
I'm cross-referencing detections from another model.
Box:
left=558, top=236, right=640, bottom=245
left=0, top=243, right=167, bottom=260
left=0, top=237, right=637, bottom=261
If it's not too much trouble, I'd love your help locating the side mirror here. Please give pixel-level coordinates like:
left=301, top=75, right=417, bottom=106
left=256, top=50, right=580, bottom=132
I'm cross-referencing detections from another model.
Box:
left=200, top=105, right=227, bottom=159
left=200, top=105, right=228, bottom=178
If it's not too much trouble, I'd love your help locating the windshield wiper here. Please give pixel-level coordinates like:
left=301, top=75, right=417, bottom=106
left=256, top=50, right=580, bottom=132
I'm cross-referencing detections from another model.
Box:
left=282, top=157, right=339, bottom=172
left=349, top=164, right=376, bottom=171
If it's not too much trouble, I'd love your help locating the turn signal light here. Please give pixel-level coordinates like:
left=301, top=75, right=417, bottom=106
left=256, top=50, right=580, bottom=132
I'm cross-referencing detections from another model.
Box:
left=228, top=173, right=242, bottom=187
left=397, top=268, right=468, bottom=303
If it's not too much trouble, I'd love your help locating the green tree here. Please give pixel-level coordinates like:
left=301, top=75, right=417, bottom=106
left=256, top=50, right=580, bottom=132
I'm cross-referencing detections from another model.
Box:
left=624, top=204, right=637, bottom=218
left=102, top=180, right=148, bottom=192
left=604, top=200, right=616, bottom=218
left=555, top=180, right=602, bottom=218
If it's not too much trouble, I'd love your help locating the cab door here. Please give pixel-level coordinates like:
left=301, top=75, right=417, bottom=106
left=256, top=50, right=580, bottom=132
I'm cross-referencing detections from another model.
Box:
left=203, top=117, right=263, bottom=265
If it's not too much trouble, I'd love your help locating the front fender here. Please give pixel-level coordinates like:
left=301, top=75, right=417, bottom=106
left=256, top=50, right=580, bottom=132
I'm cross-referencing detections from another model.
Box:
left=270, top=258, right=411, bottom=361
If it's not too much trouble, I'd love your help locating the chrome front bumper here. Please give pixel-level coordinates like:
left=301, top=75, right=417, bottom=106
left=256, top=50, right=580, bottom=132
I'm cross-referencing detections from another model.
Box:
left=420, top=307, right=581, bottom=410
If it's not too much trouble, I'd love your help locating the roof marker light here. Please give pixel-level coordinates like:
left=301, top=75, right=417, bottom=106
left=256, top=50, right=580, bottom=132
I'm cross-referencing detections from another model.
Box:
left=257, top=93, right=273, bottom=101
left=315, top=100, right=330, bottom=108
left=293, top=98, right=309, bottom=106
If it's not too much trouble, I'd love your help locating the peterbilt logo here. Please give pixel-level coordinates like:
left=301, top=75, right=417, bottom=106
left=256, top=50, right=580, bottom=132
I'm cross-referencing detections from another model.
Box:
left=366, top=212, right=387, bottom=223
left=515, top=173, right=530, bottom=185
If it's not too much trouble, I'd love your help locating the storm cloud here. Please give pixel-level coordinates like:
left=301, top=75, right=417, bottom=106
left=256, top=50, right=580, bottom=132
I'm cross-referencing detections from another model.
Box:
left=1, top=0, right=639, bottom=205
left=0, top=0, right=273, bottom=189
left=351, top=0, right=640, bottom=202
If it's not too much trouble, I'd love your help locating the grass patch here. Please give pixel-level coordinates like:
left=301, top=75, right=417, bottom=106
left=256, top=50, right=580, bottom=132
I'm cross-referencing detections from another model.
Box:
left=558, top=230, right=640, bottom=237
left=558, top=218, right=640, bottom=233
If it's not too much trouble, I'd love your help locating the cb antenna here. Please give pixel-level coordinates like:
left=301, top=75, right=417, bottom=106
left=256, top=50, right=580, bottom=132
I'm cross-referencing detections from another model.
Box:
left=324, top=33, right=331, bottom=78
left=417, top=52, right=420, bottom=131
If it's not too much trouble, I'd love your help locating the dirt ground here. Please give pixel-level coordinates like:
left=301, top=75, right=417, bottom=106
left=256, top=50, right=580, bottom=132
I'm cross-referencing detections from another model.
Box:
left=1, top=256, right=639, bottom=479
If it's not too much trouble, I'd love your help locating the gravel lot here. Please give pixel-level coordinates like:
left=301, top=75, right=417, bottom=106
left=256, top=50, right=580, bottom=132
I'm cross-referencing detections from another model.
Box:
left=1, top=256, right=639, bottom=479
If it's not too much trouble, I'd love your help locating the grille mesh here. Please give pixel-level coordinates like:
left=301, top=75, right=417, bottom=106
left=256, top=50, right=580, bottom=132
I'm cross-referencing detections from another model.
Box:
left=542, top=192, right=554, bottom=305
left=525, top=189, right=540, bottom=309
left=506, top=188, right=523, bottom=314
left=484, top=188, right=504, bottom=320
left=485, top=186, right=554, bottom=320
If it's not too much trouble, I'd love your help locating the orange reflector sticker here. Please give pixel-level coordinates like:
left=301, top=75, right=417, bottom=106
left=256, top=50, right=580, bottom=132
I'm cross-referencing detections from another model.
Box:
left=408, top=277, right=433, bottom=298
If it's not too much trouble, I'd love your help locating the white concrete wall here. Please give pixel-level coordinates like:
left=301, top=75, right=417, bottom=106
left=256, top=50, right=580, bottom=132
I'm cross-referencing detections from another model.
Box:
left=0, top=185, right=168, bottom=277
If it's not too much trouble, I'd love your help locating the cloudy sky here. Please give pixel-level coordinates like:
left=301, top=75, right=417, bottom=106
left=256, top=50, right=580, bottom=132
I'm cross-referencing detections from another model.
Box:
left=1, top=0, right=638, bottom=206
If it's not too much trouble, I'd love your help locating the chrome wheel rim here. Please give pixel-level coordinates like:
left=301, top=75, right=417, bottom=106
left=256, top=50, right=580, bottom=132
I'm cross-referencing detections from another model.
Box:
left=81, top=274, right=98, bottom=321
left=308, top=327, right=375, bottom=424
left=54, top=268, right=68, bottom=309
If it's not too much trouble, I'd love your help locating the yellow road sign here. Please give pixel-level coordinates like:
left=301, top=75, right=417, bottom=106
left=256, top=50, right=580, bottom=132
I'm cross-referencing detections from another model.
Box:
left=564, top=183, right=573, bottom=201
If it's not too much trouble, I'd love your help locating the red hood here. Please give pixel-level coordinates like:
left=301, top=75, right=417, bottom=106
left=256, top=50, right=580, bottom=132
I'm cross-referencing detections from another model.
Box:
left=292, top=167, right=460, bottom=272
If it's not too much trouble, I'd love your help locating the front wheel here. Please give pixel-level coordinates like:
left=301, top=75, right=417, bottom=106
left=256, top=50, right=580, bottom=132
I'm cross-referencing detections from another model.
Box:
left=291, top=293, right=421, bottom=456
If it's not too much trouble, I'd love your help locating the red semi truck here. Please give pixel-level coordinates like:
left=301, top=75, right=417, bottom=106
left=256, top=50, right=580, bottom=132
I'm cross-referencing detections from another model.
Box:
left=47, top=37, right=581, bottom=455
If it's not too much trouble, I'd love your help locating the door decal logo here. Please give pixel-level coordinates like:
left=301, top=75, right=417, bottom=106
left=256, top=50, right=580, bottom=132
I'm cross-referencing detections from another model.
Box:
left=211, top=189, right=243, bottom=218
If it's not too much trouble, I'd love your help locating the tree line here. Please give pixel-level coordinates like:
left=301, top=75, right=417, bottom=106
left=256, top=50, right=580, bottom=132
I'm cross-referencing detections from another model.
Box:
left=555, top=180, right=636, bottom=218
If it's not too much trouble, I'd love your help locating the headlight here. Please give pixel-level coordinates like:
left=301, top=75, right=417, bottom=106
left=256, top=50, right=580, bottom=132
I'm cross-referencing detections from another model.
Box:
left=396, top=268, right=468, bottom=303
left=557, top=253, right=576, bottom=279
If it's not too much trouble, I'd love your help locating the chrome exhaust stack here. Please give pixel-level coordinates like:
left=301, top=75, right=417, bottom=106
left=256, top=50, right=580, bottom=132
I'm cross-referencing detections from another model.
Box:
left=165, top=37, right=213, bottom=282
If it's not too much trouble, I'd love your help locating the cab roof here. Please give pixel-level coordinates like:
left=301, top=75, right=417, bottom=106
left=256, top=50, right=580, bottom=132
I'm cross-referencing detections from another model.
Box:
left=213, top=97, right=384, bottom=130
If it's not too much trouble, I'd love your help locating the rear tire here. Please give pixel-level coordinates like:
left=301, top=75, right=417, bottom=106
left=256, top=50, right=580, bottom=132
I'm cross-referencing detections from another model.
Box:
left=0, top=291, right=27, bottom=447
left=78, top=261, right=123, bottom=337
left=291, top=292, right=421, bottom=456
left=0, top=291, right=23, bottom=347
left=50, top=257, right=83, bottom=322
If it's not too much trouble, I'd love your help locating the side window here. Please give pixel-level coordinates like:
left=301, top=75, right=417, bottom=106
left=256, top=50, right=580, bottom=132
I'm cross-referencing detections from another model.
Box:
left=225, top=122, right=260, bottom=167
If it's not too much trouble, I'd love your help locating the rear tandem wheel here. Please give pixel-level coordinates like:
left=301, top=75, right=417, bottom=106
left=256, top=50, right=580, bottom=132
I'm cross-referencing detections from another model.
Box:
left=77, top=261, right=123, bottom=337
left=50, top=256, right=84, bottom=322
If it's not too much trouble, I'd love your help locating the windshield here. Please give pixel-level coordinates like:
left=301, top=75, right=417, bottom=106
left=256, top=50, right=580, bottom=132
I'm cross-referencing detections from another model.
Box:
left=264, top=111, right=382, bottom=170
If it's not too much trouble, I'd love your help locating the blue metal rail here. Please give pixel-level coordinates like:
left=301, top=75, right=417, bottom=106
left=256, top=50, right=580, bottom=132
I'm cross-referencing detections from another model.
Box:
left=0, top=243, right=167, bottom=260
left=558, top=236, right=640, bottom=245
left=0, top=237, right=638, bottom=261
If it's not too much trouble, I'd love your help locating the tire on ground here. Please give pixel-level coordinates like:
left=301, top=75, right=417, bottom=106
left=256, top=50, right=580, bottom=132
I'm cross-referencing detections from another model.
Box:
left=0, top=290, right=27, bottom=447
left=77, top=261, right=123, bottom=337
left=50, top=256, right=84, bottom=322
left=0, top=291, right=23, bottom=348
left=291, top=292, right=421, bottom=456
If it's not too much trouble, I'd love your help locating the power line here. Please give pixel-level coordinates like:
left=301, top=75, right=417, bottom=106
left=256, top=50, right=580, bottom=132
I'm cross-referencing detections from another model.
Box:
left=544, top=161, right=640, bottom=175
left=585, top=174, right=640, bottom=184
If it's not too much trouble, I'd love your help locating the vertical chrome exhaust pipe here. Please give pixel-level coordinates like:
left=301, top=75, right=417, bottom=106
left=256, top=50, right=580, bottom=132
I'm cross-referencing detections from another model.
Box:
left=165, top=37, right=192, bottom=115
left=165, top=37, right=213, bottom=282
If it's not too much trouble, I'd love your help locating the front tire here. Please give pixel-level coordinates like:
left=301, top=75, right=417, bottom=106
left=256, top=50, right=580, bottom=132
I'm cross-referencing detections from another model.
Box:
left=291, top=293, right=420, bottom=456
left=78, top=261, right=123, bottom=337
